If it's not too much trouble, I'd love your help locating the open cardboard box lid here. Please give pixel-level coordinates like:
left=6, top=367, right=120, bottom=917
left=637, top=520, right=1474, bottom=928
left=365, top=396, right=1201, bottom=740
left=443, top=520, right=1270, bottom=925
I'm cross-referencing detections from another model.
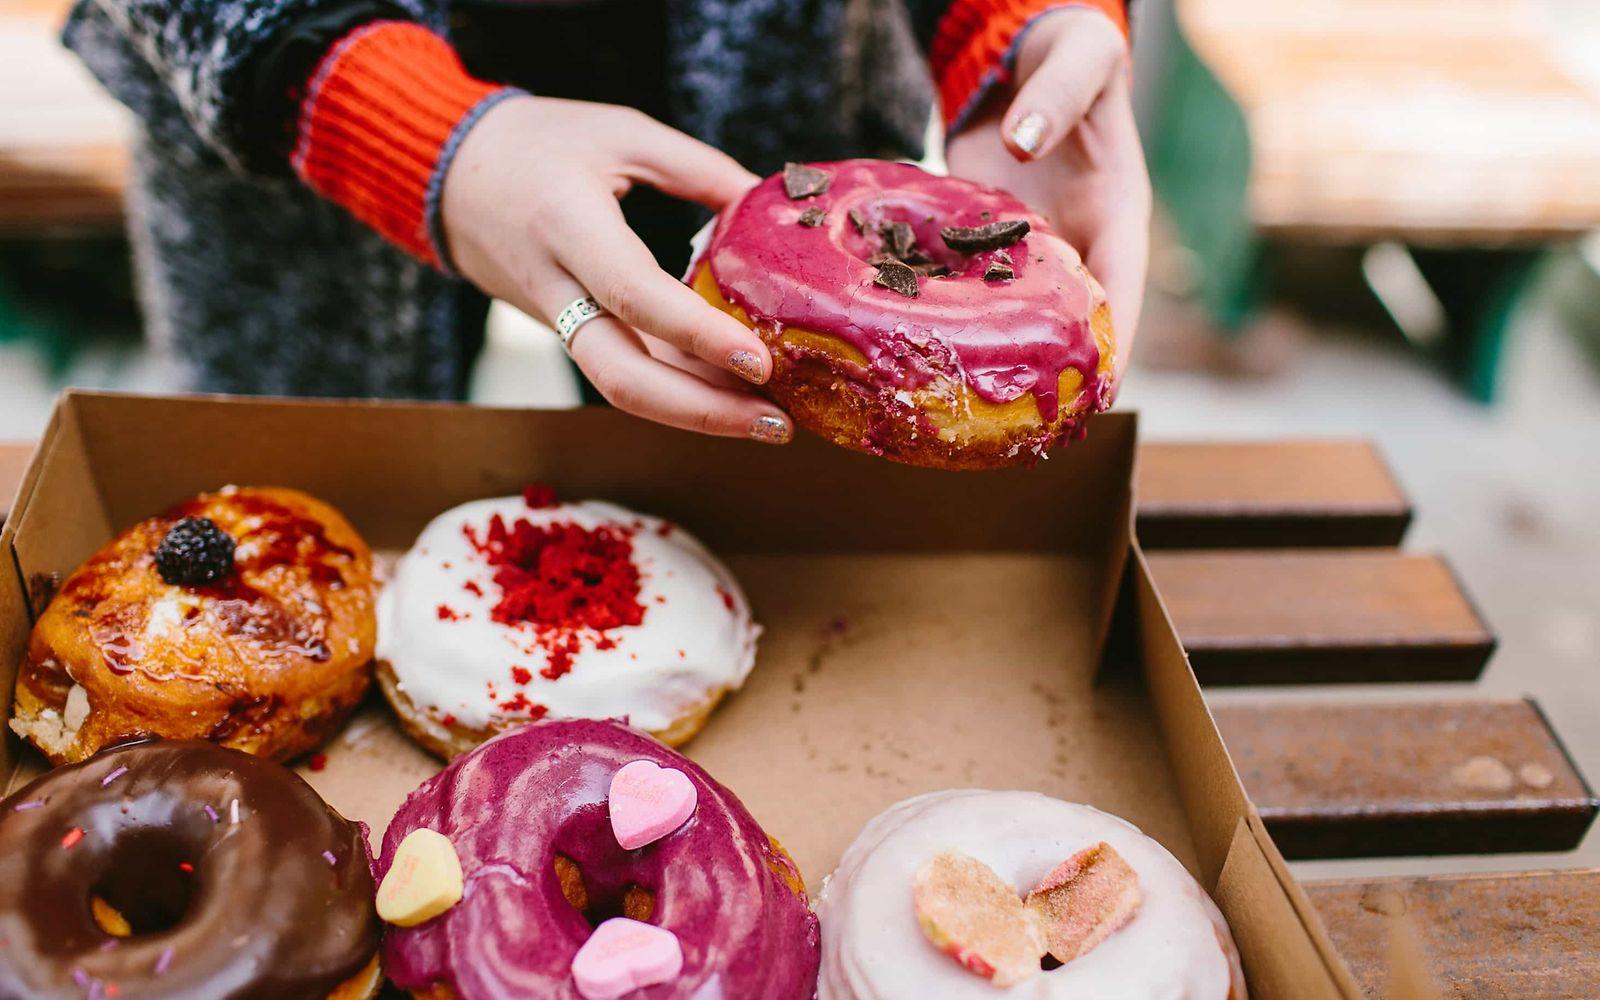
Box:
left=1, top=391, right=1359, bottom=998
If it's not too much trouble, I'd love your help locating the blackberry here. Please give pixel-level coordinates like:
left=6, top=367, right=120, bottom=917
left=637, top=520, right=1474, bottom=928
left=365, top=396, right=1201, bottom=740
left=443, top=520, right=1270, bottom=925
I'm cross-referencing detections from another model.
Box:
left=155, top=516, right=235, bottom=586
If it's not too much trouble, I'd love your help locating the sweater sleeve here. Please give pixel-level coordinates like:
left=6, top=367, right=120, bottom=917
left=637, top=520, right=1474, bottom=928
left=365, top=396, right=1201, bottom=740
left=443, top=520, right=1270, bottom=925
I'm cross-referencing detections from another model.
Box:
left=290, top=21, right=520, bottom=271
left=67, top=0, right=445, bottom=170
left=906, top=0, right=1129, bottom=135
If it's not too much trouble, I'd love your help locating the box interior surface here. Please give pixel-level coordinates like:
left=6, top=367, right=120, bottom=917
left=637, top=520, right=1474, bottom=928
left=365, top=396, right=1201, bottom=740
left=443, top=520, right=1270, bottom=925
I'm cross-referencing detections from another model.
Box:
left=1, top=392, right=1357, bottom=998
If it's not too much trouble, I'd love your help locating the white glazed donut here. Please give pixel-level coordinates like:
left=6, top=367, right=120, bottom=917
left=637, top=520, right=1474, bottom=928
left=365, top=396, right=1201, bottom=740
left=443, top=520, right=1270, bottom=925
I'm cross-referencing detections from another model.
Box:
left=376, top=495, right=759, bottom=757
left=817, top=790, right=1246, bottom=999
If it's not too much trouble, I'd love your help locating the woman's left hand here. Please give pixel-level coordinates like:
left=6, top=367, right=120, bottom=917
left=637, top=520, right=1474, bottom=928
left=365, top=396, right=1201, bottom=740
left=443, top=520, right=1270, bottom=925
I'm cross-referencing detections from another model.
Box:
left=946, top=6, right=1150, bottom=385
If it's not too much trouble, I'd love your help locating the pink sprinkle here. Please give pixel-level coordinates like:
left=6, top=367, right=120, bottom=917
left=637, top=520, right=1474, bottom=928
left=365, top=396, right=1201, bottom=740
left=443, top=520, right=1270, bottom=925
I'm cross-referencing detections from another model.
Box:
left=99, top=939, right=118, bottom=951
left=229, top=799, right=240, bottom=825
left=100, top=766, right=128, bottom=787
left=87, top=980, right=103, bottom=1000
left=322, top=850, right=337, bottom=866
left=154, top=947, right=174, bottom=975
left=11, top=800, right=42, bottom=812
left=203, top=804, right=219, bottom=823
left=72, top=969, right=90, bottom=987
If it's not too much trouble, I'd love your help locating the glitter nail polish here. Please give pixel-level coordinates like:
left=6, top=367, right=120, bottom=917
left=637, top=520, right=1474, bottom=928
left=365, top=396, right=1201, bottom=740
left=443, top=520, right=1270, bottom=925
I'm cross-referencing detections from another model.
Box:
left=728, top=351, right=764, bottom=384
left=1010, top=112, right=1047, bottom=156
left=749, top=415, right=791, bottom=444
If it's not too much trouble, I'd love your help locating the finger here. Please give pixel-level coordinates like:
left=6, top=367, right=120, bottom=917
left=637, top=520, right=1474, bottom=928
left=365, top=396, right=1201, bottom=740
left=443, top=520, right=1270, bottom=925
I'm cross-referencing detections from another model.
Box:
left=555, top=191, right=773, bottom=384
left=1081, top=82, right=1151, bottom=379
left=618, top=113, right=760, bottom=211
left=540, top=274, right=794, bottom=443
left=1001, top=11, right=1125, bottom=162
left=640, top=334, right=748, bottom=389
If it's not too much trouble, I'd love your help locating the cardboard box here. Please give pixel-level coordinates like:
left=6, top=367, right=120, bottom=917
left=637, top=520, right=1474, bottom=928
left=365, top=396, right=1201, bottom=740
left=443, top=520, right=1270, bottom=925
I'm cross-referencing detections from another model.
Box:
left=2, top=391, right=1358, bottom=997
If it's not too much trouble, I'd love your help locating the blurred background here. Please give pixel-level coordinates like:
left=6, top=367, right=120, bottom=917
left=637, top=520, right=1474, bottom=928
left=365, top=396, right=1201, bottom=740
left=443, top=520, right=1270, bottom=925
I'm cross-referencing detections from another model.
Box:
left=0, top=0, right=1597, bottom=879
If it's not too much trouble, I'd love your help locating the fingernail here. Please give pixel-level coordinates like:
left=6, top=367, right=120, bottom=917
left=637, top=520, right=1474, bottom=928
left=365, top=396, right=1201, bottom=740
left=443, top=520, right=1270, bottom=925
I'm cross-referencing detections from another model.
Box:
left=748, top=415, right=791, bottom=444
left=1010, top=112, right=1047, bottom=157
left=728, top=350, right=764, bottom=384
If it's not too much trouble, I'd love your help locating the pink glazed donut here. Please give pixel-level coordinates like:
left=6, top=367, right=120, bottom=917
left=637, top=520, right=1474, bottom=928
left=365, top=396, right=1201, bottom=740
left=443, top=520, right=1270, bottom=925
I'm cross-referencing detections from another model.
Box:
left=378, top=718, right=819, bottom=999
left=690, top=159, right=1117, bottom=469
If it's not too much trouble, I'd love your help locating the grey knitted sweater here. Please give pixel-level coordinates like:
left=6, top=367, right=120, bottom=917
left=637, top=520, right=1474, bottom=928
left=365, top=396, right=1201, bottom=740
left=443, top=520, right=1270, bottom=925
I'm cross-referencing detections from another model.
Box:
left=65, top=0, right=938, bottom=398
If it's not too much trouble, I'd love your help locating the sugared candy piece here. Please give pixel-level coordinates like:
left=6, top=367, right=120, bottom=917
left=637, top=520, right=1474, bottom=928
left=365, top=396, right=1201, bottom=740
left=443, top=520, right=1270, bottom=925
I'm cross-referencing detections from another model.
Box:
left=1024, top=841, right=1142, bottom=963
left=376, top=828, right=463, bottom=927
left=912, top=852, right=1045, bottom=987
left=570, top=917, right=684, bottom=999
left=609, top=759, right=698, bottom=850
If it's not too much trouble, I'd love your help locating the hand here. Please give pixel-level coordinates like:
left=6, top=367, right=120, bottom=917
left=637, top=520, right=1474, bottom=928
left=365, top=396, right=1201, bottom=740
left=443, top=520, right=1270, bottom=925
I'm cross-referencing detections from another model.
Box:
left=945, top=7, right=1150, bottom=384
left=441, top=96, right=793, bottom=443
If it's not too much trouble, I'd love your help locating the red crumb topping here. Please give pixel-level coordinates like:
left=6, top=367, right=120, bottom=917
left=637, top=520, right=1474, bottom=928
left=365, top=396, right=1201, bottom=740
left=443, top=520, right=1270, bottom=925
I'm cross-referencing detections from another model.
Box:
left=178, top=862, right=193, bottom=873
left=523, top=484, right=559, bottom=509
left=440, top=714, right=456, bottom=727
left=655, top=521, right=676, bottom=537
left=716, top=586, right=736, bottom=612
left=464, top=511, right=645, bottom=680
left=308, top=753, right=327, bottom=772
left=437, top=604, right=461, bottom=621
left=510, top=666, right=532, bottom=685
left=463, top=580, right=483, bottom=597
left=497, top=693, right=549, bottom=717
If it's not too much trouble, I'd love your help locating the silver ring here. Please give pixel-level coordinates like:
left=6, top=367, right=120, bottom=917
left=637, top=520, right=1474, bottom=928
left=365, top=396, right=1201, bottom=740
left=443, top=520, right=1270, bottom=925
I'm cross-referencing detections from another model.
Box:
left=554, top=295, right=607, bottom=354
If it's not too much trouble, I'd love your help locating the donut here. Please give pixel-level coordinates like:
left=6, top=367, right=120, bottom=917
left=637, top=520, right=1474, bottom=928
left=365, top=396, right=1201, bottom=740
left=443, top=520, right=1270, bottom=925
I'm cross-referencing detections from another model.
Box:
left=817, top=791, right=1246, bottom=999
left=376, top=488, right=758, bottom=758
left=376, top=718, right=819, bottom=998
left=0, top=738, right=382, bottom=999
left=11, top=486, right=377, bottom=765
left=690, top=159, right=1116, bottom=470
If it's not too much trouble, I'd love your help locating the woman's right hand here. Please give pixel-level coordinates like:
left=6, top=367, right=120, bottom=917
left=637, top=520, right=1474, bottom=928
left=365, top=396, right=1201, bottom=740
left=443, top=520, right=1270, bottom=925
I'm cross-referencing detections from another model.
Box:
left=440, top=95, right=793, bottom=444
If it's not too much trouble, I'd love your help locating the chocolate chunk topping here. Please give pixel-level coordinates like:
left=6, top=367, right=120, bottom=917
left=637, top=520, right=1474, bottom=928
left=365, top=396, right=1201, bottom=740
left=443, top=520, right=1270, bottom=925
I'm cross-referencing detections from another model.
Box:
left=941, top=219, right=1030, bottom=253
left=879, top=221, right=918, bottom=260
left=848, top=208, right=868, bottom=233
left=980, top=210, right=992, bottom=221
left=872, top=259, right=919, bottom=297
left=798, top=206, right=827, bottom=227
left=913, top=261, right=951, bottom=278
left=983, top=259, right=1015, bottom=281
left=783, top=162, right=831, bottom=200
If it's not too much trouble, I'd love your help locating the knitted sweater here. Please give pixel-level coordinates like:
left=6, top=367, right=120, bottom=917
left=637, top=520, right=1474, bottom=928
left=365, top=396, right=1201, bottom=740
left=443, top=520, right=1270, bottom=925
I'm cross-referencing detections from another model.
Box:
left=65, top=0, right=1125, bottom=399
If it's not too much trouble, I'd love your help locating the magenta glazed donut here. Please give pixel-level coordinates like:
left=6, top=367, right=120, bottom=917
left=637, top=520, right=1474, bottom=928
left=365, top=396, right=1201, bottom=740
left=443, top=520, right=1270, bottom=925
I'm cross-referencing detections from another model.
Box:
left=690, top=159, right=1118, bottom=469
left=377, top=718, right=819, bottom=999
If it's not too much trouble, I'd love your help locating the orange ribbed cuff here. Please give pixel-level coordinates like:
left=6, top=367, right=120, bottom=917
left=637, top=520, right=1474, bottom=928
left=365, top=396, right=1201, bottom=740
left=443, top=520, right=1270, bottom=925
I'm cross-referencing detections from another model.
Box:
left=292, top=21, right=512, bottom=269
left=932, top=0, right=1129, bottom=133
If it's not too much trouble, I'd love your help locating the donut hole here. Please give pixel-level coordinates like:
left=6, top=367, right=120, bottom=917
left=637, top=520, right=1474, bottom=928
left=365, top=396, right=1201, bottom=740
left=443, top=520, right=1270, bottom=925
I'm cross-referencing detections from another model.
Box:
left=89, top=830, right=195, bottom=936
left=553, top=854, right=656, bottom=926
left=843, top=201, right=967, bottom=276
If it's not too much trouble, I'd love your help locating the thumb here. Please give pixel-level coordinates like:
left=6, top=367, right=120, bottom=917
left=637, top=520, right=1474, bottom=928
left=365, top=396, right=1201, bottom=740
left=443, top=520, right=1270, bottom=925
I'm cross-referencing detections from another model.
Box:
left=1001, top=11, right=1124, bottom=161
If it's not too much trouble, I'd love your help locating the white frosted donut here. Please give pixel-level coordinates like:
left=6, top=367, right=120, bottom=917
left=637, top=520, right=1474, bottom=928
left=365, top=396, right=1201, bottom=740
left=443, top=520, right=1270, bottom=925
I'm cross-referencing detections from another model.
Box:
left=376, top=497, right=758, bottom=749
left=817, top=790, right=1246, bottom=1000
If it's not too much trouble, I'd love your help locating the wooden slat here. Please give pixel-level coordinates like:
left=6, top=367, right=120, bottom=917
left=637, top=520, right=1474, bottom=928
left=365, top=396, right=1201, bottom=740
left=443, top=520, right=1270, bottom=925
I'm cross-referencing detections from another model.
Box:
left=1147, top=549, right=1494, bottom=684
left=1136, top=440, right=1411, bottom=549
left=1305, top=869, right=1600, bottom=997
left=1216, top=699, right=1599, bottom=859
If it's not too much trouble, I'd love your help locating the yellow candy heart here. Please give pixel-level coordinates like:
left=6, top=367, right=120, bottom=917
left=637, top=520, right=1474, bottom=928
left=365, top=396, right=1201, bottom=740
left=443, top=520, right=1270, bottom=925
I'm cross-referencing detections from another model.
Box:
left=377, top=829, right=463, bottom=927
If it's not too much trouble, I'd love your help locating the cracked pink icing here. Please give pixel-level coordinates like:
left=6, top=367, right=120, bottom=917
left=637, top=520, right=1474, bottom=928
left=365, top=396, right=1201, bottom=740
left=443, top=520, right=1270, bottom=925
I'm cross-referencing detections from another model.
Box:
left=704, top=159, right=1106, bottom=423
left=378, top=719, right=819, bottom=999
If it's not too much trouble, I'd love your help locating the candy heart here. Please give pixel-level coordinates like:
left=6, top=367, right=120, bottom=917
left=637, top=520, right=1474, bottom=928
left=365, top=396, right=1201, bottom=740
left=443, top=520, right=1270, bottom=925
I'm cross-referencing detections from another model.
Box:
left=570, top=917, right=684, bottom=999
left=608, top=760, right=697, bottom=850
left=376, top=828, right=463, bottom=927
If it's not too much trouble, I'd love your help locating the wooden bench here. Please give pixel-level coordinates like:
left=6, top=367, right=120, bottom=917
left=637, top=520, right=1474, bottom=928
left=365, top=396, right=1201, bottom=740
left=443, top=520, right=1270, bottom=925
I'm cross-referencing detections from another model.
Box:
left=1150, top=0, right=1600, bottom=400
left=2, top=435, right=1594, bottom=995
left=0, top=0, right=128, bottom=232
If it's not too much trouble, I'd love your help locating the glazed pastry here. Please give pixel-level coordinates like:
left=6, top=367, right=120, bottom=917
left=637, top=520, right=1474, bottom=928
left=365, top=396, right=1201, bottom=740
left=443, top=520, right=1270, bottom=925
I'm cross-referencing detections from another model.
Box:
left=376, top=487, right=759, bottom=757
left=817, top=791, right=1246, bottom=999
left=11, top=486, right=376, bottom=764
left=0, top=738, right=381, bottom=999
left=376, top=718, right=819, bottom=998
left=690, top=160, right=1116, bottom=469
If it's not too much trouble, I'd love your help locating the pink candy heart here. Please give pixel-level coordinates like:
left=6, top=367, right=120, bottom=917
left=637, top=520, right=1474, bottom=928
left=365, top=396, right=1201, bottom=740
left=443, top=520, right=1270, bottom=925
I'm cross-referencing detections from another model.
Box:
left=571, top=917, right=684, bottom=999
left=608, top=759, right=697, bottom=850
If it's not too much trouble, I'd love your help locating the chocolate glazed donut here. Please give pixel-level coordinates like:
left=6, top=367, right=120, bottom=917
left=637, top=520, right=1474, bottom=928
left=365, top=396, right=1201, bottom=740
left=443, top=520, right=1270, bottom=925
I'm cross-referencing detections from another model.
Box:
left=0, top=739, right=381, bottom=1000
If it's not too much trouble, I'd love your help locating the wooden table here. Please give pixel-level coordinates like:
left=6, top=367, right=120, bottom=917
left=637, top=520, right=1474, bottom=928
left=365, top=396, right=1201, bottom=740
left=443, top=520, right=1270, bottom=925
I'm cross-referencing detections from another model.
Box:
left=1, top=436, right=1594, bottom=995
